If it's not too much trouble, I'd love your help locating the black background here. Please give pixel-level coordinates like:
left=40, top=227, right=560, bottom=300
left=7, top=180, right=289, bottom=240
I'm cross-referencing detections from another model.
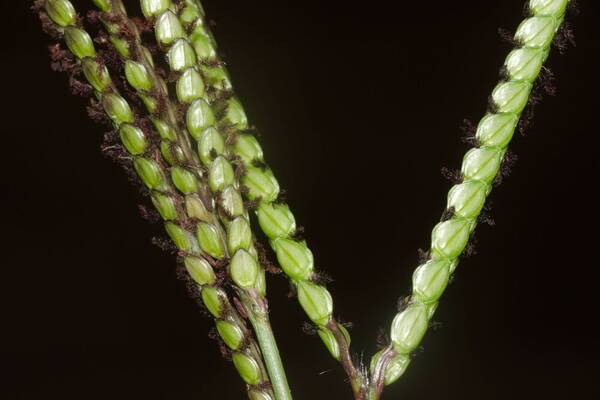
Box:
left=2, top=1, right=599, bottom=399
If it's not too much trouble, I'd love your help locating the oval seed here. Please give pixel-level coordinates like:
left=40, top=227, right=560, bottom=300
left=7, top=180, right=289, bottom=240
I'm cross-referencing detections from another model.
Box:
left=272, top=238, right=314, bottom=280
left=242, top=167, right=280, bottom=202
left=64, top=27, right=96, bottom=59
left=216, top=320, right=244, bottom=350
left=446, top=181, right=488, bottom=219
left=155, top=10, right=185, bottom=45
left=297, top=281, right=333, bottom=326
left=529, top=0, right=568, bottom=16
left=160, top=141, right=176, bottom=166
left=167, top=39, right=197, bottom=71
left=140, top=0, right=171, bottom=17
left=186, top=98, right=216, bottom=139
left=185, top=196, right=212, bottom=222
left=225, top=98, right=249, bottom=129
left=45, top=0, right=76, bottom=28
left=370, top=351, right=411, bottom=386
left=171, top=166, right=199, bottom=194
left=504, top=48, right=544, bottom=82
left=200, top=64, right=232, bottom=90
left=209, top=156, right=235, bottom=192
left=124, top=61, right=152, bottom=91
left=109, top=36, right=131, bottom=58
left=152, top=118, right=177, bottom=141
left=233, top=134, right=263, bottom=164
left=119, top=124, right=147, bottom=155
left=150, top=192, right=178, bottom=220
left=201, top=286, right=223, bottom=317
left=390, top=303, right=429, bottom=354
left=431, top=218, right=471, bottom=259
left=184, top=257, right=216, bottom=285
left=179, top=4, right=202, bottom=27
left=491, top=81, right=532, bottom=114
left=461, top=147, right=504, bottom=184
left=190, top=32, right=217, bottom=60
left=317, top=327, right=340, bottom=360
left=475, top=113, right=518, bottom=148
left=102, top=93, right=134, bottom=124
left=257, top=202, right=296, bottom=239
left=177, top=68, right=205, bottom=103
left=196, top=222, right=225, bottom=259
left=232, top=352, right=261, bottom=385
left=228, top=217, right=252, bottom=253
left=220, top=186, right=245, bottom=218
left=164, top=222, right=193, bottom=253
left=167, top=143, right=187, bottom=165
left=198, top=127, right=225, bottom=164
left=81, top=58, right=111, bottom=92
left=412, top=259, right=451, bottom=303
left=230, top=249, right=259, bottom=289
left=515, top=16, right=558, bottom=48
left=133, top=157, right=164, bottom=189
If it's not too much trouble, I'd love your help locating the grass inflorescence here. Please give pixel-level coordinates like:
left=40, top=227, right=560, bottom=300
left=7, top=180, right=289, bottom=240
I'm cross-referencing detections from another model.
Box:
left=34, top=1, right=574, bottom=399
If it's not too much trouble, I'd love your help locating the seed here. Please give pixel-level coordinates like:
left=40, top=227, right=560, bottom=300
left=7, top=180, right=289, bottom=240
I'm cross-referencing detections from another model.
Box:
left=155, top=10, right=185, bottom=45
left=196, top=222, right=225, bottom=259
left=216, top=320, right=244, bottom=350
left=171, top=167, right=199, bottom=194
left=242, top=167, right=279, bottom=202
left=230, top=249, right=259, bottom=289
left=227, top=217, right=252, bottom=253
left=431, top=218, right=472, bottom=259
left=125, top=61, right=153, bottom=91
left=186, top=98, right=216, bottom=139
left=272, top=238, right=314, bottom=280
left=208, top=156, right=235, bottom=192
left=232, top=352, right=261, bottom=385
left=256, top=203, right=296, bottom=239
left=475, top=113, right=518, bottom=148
left=44, top=0, right=76, bottom=28
left=370, top=351, right=411, bottom=386
left=201, top=286, right=224, bottom=318
left=167, top=39, right=197, bottom=72
left=119, top=124, right=147, bottom=155
left=317, top=327, right=340, bottom=360
left=184, top=257, right=216, bottom=285
left=64, top=27, right=96, bottom=59
left=491, top=81, right=532, bottom=114
left=102, top=93, right=134, bottom=124
left=412, top=259, right=452, bottom=304
left=177, top=68, right=205, bottom=103
left=390, top=303, right=429, bottom=354
left=81, top=58, right=111, bottom=92
left=164, top=222, right=193, bottom=253
left=297, top=281, right=332, bottom=326
left=151, top=192, right=178, bottom=220
left=515, top=15, right=559, bottom=48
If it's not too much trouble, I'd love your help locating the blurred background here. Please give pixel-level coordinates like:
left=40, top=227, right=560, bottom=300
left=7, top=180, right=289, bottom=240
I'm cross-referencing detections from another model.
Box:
left=1, top=1, right=599, bottom=399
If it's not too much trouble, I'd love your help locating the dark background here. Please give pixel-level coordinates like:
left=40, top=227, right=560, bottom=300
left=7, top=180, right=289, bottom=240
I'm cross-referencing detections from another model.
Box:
left=2, top=1, right=599, bottom=399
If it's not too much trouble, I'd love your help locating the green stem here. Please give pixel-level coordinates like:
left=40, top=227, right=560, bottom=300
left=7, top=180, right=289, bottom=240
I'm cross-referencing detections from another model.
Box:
left=242, top=290, right=293, bottom=400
